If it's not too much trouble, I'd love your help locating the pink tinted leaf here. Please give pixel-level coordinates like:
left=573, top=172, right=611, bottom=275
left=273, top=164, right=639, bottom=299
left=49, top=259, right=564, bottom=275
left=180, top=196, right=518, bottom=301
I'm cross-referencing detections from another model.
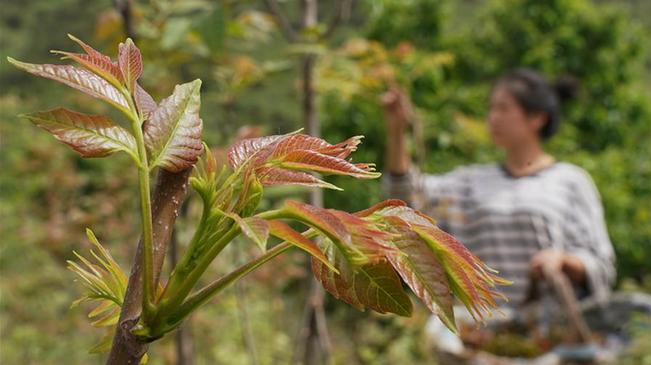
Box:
left=271, top=134, right=363, bottom=160
left=51, top=51, right=123, bottom=88
left=67, top=34, right=111, bottom=62
left=117, top=39, right=143, bottom=91
left=229, top=214, right=269, bottom=252
left=267, top=220, right=336, bottom=272
left=143, top=79, right=203, bottom=172
left=312, top=245, right=413, bottom=316
left=21, top=108, right=136, bottom=158
left=62, top=34, right=123, bottom=85
left=227, top=134, right=287, bottom=169
left=7, top=58, right=130, bottom=113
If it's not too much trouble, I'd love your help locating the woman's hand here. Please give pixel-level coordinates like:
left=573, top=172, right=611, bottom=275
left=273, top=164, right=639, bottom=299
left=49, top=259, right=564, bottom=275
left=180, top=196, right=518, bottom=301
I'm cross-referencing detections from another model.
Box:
left=530, top=249, right=586, bottom=284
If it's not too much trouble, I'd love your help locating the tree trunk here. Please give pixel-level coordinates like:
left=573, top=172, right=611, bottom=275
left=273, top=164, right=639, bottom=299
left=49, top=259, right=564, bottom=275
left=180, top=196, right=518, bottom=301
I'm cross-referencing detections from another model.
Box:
left=106, top=168, right=192, bottom=365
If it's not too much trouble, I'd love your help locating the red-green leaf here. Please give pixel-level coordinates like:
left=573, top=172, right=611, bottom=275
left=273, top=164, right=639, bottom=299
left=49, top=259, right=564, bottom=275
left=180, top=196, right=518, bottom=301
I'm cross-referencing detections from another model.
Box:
left=257, top=167, right=342, bottom=190
left=7, top=58, right=130, bottom=114
left=312, top=245, right=413, bottom=316
left=284, top=200, right=395, bottom=266
left=267, top=220, right=337, bottom=272
left=279, top=149, right=380, bottom=178
left=135, top=84, right=157, bottom=118
left=51, top=52, right=123, bottom=89
left=284, top=200, right=352, bottom=245
left=143, top=79, right=203, bottom=172
left=226, top=132, right=379, bottom=189
left=361, top=200, right=509, bottom=324
left=51, top=35, right=123, bottom=88
left=413, top=225, right=509, bottom=321
left=117, top=38, right=143, bottom=91
left=354, top=199, right=407, bottom=217
left=383, top=220, right=456, bottom=331
left=271, top=134, right=363, bottom=160
left=229, top=214, right=269, bottom=252
left=328, top=209, right=395, bottom=263
left=21, top=108, right=136, bottom=159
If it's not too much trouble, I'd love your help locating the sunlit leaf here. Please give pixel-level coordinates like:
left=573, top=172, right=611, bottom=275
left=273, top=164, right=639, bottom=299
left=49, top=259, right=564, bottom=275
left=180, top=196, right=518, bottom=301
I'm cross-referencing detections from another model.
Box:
left=21, top=108, right=136, bottom=159
left=7, top=58, right=130, bottom=114
left=143, top=79, right=204, bottom=172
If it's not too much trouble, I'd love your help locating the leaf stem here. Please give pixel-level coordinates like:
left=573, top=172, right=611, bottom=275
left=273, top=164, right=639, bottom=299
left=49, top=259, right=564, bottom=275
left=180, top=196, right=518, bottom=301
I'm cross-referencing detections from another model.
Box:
left=163, top=241, right=294, bottom=332
left=153, top=224, right=241, bottom=328
left=126, top=93, right=156, bottom=322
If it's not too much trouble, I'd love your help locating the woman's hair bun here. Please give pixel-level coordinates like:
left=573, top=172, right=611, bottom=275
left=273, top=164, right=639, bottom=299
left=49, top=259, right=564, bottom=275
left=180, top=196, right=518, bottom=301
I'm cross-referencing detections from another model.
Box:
left=554, top=74, right=580, bottom=102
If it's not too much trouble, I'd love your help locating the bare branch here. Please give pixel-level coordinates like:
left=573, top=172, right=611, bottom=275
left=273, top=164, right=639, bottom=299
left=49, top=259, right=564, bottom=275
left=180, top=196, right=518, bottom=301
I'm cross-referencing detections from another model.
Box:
left=106, top=168, right=192, bottom=365
left=263, top=0, right=298, bottom=42
left=323, top=0, right=354, bottom=39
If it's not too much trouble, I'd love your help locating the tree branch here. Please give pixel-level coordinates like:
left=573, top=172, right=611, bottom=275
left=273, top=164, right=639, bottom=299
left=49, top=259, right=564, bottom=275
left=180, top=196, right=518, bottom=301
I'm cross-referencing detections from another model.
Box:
left=322, top=0, right=354, bottom=39
left=106, top=168, right=192, bottom=365
left=263, top=0, right=298, bottom=42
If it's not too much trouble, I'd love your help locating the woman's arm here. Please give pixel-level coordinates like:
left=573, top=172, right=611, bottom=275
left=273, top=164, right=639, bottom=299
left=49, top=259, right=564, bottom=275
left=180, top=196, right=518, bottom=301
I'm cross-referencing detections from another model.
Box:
left=531, top=166, right=616, bottom=301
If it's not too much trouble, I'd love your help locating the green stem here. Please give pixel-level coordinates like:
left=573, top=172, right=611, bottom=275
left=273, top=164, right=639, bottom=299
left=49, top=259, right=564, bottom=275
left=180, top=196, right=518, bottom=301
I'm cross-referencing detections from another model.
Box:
left=125, top=92, right=156, bottom=321
left=164, top=241, right=293, bottom=331
left=154, top=224, right=241, bottom=325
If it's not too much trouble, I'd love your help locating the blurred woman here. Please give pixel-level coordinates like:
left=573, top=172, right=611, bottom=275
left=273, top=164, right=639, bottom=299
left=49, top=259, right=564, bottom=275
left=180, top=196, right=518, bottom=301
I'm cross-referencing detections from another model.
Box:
left=382, top=69, right=615, bottom=305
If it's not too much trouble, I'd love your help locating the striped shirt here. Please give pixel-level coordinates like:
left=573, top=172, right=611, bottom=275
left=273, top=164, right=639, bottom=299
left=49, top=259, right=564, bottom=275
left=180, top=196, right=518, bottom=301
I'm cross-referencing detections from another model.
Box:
left=383, top=162, right=615, bottom=305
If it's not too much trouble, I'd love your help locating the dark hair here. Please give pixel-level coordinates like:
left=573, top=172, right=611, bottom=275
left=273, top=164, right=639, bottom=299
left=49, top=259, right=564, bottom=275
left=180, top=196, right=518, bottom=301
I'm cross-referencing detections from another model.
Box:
left=496, top=68, right=579, bottom=139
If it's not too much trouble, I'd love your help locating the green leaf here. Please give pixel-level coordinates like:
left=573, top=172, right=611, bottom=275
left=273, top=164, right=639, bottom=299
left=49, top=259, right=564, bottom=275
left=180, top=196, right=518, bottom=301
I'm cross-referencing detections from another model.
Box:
left=229, top=213, right=269, bottom=252
left=267, top=220, right=337, bottom=272
left=117, top=38, right=143, bottom=91
left=7, top=57, right=130, bottom=114
left=143, top=79, right=204, bottom=172
left=68, top=228, right=128, bottom=355
left=21, top=108, right=137, bottom=160
left=312, top=244, right=413, bottom=316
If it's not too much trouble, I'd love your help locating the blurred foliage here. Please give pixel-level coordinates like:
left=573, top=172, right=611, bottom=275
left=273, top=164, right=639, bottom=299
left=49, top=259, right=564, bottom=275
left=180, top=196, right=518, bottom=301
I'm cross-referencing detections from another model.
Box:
left=322, top=0, right=651, bottom=283
left=1, top=0, right=650, bottom=364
